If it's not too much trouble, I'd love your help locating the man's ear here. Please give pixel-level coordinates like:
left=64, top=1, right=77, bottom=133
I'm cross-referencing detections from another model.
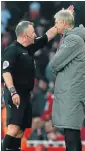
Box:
left=63, top=20, right=67, bottom=26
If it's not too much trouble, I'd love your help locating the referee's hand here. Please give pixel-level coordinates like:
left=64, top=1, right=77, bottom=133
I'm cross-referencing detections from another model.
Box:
left=12, top=94, right=20, bottom=106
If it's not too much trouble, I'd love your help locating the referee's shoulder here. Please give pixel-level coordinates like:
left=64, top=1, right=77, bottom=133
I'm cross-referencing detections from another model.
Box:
left=4, top=41, right=17, bottom=53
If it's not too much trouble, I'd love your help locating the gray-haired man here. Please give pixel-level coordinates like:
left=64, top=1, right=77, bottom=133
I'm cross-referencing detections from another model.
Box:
left=49, top=9, right=85, bottom=151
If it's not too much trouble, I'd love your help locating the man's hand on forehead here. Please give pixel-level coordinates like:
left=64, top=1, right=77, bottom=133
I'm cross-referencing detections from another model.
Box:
left=62, top=5, right=74, bottom=14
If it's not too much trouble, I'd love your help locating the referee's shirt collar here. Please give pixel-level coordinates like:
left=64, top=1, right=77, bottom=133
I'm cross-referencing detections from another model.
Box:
left=15, top=41, right=28, bottom=49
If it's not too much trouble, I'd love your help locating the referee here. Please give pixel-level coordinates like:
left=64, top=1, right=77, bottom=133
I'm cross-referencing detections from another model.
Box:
left=2, top=21, right=58, bottom=151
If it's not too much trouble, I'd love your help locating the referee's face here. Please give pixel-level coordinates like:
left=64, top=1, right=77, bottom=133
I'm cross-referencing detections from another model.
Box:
left=25, top=25, right=36, bottom=46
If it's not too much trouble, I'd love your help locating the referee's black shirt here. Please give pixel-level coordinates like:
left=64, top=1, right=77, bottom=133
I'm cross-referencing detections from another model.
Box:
left=2, top=34, right=48, bottom=92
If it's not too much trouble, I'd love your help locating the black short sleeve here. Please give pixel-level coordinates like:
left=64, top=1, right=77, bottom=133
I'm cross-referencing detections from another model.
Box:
left=2, top=46, right=18, bottom=74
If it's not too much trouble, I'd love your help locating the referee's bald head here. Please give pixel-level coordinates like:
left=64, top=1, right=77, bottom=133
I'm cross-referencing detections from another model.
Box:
left=15, top=21, right=34, bottom=37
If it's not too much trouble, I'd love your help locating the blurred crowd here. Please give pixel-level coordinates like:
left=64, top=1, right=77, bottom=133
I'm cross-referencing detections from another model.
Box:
left=1, top=1, right=85, bottom=146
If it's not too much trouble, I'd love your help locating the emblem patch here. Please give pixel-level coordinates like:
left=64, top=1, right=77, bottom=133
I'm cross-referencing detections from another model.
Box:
left=3, top=61, right=9, bottom=69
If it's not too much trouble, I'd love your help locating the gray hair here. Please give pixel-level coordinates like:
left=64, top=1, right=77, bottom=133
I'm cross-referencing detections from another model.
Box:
left=54, top=10, right=74, bottom=26
left=15, top=21, right=34, bottom=37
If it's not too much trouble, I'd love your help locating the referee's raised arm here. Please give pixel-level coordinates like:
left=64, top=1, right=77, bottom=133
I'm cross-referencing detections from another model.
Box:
left=14, top=21, right=59, bottom=54
left=27, top=26, right=58, bottom=54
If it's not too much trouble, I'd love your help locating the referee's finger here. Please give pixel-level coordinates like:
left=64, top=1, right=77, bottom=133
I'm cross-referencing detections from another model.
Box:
left=15, top=97, right=19, bottom=105
left=17, top=96, right=20, bottom=105
left=12, top=98, right=17, bottom=105
left=12, top=97, right=18, bottom=105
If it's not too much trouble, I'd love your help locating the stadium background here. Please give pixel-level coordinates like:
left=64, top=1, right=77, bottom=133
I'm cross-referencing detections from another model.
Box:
left=1, top=1, right=85, bottom=151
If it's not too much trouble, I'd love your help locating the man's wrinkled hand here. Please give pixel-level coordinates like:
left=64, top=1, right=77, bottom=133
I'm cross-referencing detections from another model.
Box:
left=67, top=5, right=74, bottom=14
left=62, top=5, right=74, bottom=14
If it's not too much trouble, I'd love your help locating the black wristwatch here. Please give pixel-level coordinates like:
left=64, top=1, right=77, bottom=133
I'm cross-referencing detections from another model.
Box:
left=9, top=87, right=17, bottom=97
left=9, top=87, right=16, bottom=93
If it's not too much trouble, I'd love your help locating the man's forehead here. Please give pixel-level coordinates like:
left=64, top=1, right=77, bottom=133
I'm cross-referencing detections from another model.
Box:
left=55, top=18, right=60, bottom=21
left=27, top=25, right=34, bottom=31
left=55, top=19, right=62, bottom=23
left=55, top=19, right=58, bottom=23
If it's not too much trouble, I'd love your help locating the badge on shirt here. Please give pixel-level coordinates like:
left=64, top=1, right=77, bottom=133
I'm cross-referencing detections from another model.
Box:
left=3, top=61, right=9, bottom=69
